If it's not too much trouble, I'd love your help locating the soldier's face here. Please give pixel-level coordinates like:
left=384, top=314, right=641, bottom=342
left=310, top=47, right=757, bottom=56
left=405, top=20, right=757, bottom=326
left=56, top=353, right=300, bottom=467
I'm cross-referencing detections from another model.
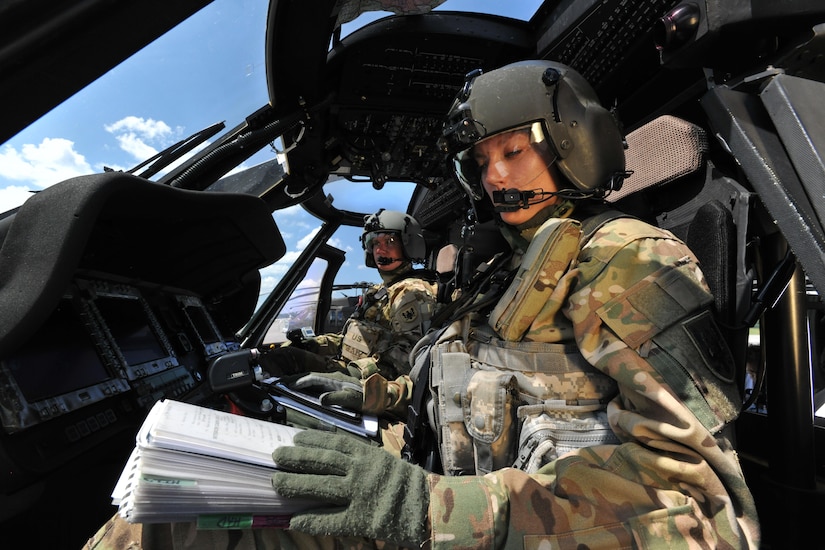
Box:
left=370, top=232, right=405, bottom=271
left=474, top=128, right=560, bottom=226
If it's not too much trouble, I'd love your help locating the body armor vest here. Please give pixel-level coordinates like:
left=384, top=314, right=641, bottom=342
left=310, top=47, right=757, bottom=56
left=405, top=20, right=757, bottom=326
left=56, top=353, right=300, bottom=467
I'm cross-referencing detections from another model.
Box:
left=418, top=214, right=739, bottom=476
left=424, top=217, right=620, bottom=475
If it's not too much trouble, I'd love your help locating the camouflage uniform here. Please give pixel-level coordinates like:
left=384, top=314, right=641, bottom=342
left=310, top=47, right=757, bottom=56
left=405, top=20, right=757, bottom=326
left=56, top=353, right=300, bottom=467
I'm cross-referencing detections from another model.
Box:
left=338, top=274, right=438, bottom=380
left=335, top=273, right=435, bottom=418
left=267, top=270, right=437, bottom=384
left=423, top=214, right=760, bottom=548
left=85, top=515, right=398, bottom=550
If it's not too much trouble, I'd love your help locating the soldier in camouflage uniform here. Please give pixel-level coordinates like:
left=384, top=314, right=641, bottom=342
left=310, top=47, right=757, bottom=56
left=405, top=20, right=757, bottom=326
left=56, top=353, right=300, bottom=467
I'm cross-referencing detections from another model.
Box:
left=267, top=60, right=760, bottom=548
left=260, top=209, right=438, bottom=418
left=86, top=61, right=759, bottom=549
left=338, top=209, right=438, bottom=383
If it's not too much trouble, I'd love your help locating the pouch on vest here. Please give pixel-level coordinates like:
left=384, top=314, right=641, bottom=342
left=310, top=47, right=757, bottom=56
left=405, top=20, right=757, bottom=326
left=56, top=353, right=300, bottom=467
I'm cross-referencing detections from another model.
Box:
left=488, top=217, right=582, bottom=341
left=465, top=369, right=518, bottom=474
left=430, top=323, right=619, bottom=475
left=514, top=404, right=619, bottom=473
left=430, top=347, right=519, bottom=476
left=430, top=342, right=476, bottom=475
left=340, top=319, right=382, bottom=362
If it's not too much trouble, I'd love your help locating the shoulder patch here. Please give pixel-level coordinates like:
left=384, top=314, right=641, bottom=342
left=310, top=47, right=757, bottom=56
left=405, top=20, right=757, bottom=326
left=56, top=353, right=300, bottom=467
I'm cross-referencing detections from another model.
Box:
left=399, top=305, right=419, bottom=323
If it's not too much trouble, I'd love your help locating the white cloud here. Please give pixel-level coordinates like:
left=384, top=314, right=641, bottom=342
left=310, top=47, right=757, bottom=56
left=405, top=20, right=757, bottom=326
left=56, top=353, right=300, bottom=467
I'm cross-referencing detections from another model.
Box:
left=113, top=132, right=159, bottom=161
left=0, top=138, right=92, bottom=189
left=0, top=185, right=36, bottom=213
left=297, top=278, right=320, bottom=289
left=263, top=251, right=301, bottom=275
left=104, top=116, right=179, bottom=163
left=104, top=116, right=173, bottom=141
left=257, top=250, right=301, bottom=295
left=296, top=227, right=321, bottom=250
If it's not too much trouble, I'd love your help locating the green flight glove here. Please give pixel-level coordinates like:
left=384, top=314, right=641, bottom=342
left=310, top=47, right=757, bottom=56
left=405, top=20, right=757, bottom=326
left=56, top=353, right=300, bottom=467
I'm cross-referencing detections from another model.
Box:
left=290, top=371, right=412, bottom=417
left=271, top=430, right=430, bottom=548
left=291, top=371, right=365, bottom=411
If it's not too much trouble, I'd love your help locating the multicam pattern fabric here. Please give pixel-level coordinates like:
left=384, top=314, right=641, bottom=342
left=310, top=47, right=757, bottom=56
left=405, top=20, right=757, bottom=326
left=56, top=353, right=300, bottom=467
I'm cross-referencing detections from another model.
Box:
left=426, top=216, right=760, bottom=548
left=85, top=514, right=408, bottom=550
left=361, top=372, right=413, bottom=418
left=341, top=275, right=438, bottom=380
left=488, top=217, right=582, bottom=341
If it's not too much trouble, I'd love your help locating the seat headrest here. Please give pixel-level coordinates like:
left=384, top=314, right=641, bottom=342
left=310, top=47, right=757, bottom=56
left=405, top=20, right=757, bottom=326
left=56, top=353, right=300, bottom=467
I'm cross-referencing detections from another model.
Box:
left=436, top=244, right=458, bottom=274
left=609, top=115, right=709, bottom=202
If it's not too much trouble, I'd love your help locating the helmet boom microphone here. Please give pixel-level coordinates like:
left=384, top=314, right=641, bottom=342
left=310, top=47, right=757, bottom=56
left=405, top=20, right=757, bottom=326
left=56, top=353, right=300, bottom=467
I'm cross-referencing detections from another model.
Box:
left=375, top=256, right=404, bottom=265
left=491, top=188, right=555, bottom=211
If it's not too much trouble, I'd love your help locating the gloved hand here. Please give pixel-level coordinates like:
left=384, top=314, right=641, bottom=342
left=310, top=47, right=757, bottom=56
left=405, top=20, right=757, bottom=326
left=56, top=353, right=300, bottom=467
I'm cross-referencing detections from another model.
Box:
left=290, top=371, right=364, bottom=411
left=283, top=333, right=343, bottom=357
left=271, top=430, right=429, bottom=547
left=290, top=371, right=412, bottom=417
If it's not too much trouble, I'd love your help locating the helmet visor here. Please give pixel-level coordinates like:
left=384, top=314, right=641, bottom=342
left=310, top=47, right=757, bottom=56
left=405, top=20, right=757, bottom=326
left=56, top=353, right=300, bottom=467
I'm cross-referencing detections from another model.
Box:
left=363, top=231, right=401, bottom=253
left=451, top=122, right=557, bottom=201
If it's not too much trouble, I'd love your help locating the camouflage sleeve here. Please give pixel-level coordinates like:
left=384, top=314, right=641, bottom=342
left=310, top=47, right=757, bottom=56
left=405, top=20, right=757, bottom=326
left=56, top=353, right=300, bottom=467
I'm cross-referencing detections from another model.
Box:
left=428, top=442, right=756, bottom=549
left=294, top=333, right=343, bottom=357
left=361, top=373, right=413, bottom=418
left=427, top=221, right=760, bottom=548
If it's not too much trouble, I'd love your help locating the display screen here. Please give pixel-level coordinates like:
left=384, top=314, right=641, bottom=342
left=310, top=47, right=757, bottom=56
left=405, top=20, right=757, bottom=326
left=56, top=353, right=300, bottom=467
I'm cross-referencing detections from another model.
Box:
left=7, top=301, right=111, bottom=402
left=184, top=304, right=221, bottom=344
left=95, top=295, right=168, bottom=366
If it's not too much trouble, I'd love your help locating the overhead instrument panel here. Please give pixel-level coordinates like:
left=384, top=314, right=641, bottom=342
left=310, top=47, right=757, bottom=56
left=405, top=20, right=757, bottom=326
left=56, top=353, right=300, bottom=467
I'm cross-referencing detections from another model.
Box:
left=321, top=12, right=534, bottom=187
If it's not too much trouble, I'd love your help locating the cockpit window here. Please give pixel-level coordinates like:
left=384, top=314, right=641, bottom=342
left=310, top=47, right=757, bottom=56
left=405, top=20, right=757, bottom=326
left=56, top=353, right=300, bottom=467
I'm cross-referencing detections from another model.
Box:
left=0, top=0, right=544, bottom=215
left=323, top=179, right=417, bottom=214
left=0, top=0, right=271, bottom=214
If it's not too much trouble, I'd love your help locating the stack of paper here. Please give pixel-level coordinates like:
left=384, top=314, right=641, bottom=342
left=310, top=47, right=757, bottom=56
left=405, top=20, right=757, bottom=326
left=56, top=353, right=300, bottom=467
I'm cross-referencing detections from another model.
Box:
left=112, top=399, right=316, bottom=527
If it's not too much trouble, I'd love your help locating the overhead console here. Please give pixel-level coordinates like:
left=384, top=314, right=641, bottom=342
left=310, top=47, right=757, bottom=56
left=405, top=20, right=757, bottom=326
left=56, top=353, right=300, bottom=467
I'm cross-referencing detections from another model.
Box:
left=324, top=12, right=533, bottom=187
left=265, top=10, right=533, bottom=204
left=0, top=173, right=284, bottom=497
left=534, top=0, right=825, bottom=125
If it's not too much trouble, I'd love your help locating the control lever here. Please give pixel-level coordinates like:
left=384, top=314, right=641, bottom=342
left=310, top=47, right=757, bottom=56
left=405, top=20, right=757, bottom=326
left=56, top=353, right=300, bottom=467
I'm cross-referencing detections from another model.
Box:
left=261, top=376, right=379, bottom=440
left=207, top=348, right=264, bottom=393
left=286, top=326, right=316, bottom=346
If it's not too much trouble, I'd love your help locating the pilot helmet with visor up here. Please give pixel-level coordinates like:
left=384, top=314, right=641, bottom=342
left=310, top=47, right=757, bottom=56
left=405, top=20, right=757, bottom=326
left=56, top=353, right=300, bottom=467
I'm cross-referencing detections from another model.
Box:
left=361, top=209, right=426, bottom=268
left=440, top=60, right=627, bottom=209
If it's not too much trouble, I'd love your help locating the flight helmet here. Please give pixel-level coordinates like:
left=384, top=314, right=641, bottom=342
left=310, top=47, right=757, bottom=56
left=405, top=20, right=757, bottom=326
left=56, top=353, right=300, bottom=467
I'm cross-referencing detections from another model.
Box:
left=361, top=209, right=426, bottom=268
left=440, top=60, right=626, bottom=204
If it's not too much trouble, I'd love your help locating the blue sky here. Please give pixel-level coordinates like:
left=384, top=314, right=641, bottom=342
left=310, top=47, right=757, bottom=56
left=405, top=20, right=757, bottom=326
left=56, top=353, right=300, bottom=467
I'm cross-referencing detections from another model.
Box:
left=0, top=0, right=540, bottom=304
